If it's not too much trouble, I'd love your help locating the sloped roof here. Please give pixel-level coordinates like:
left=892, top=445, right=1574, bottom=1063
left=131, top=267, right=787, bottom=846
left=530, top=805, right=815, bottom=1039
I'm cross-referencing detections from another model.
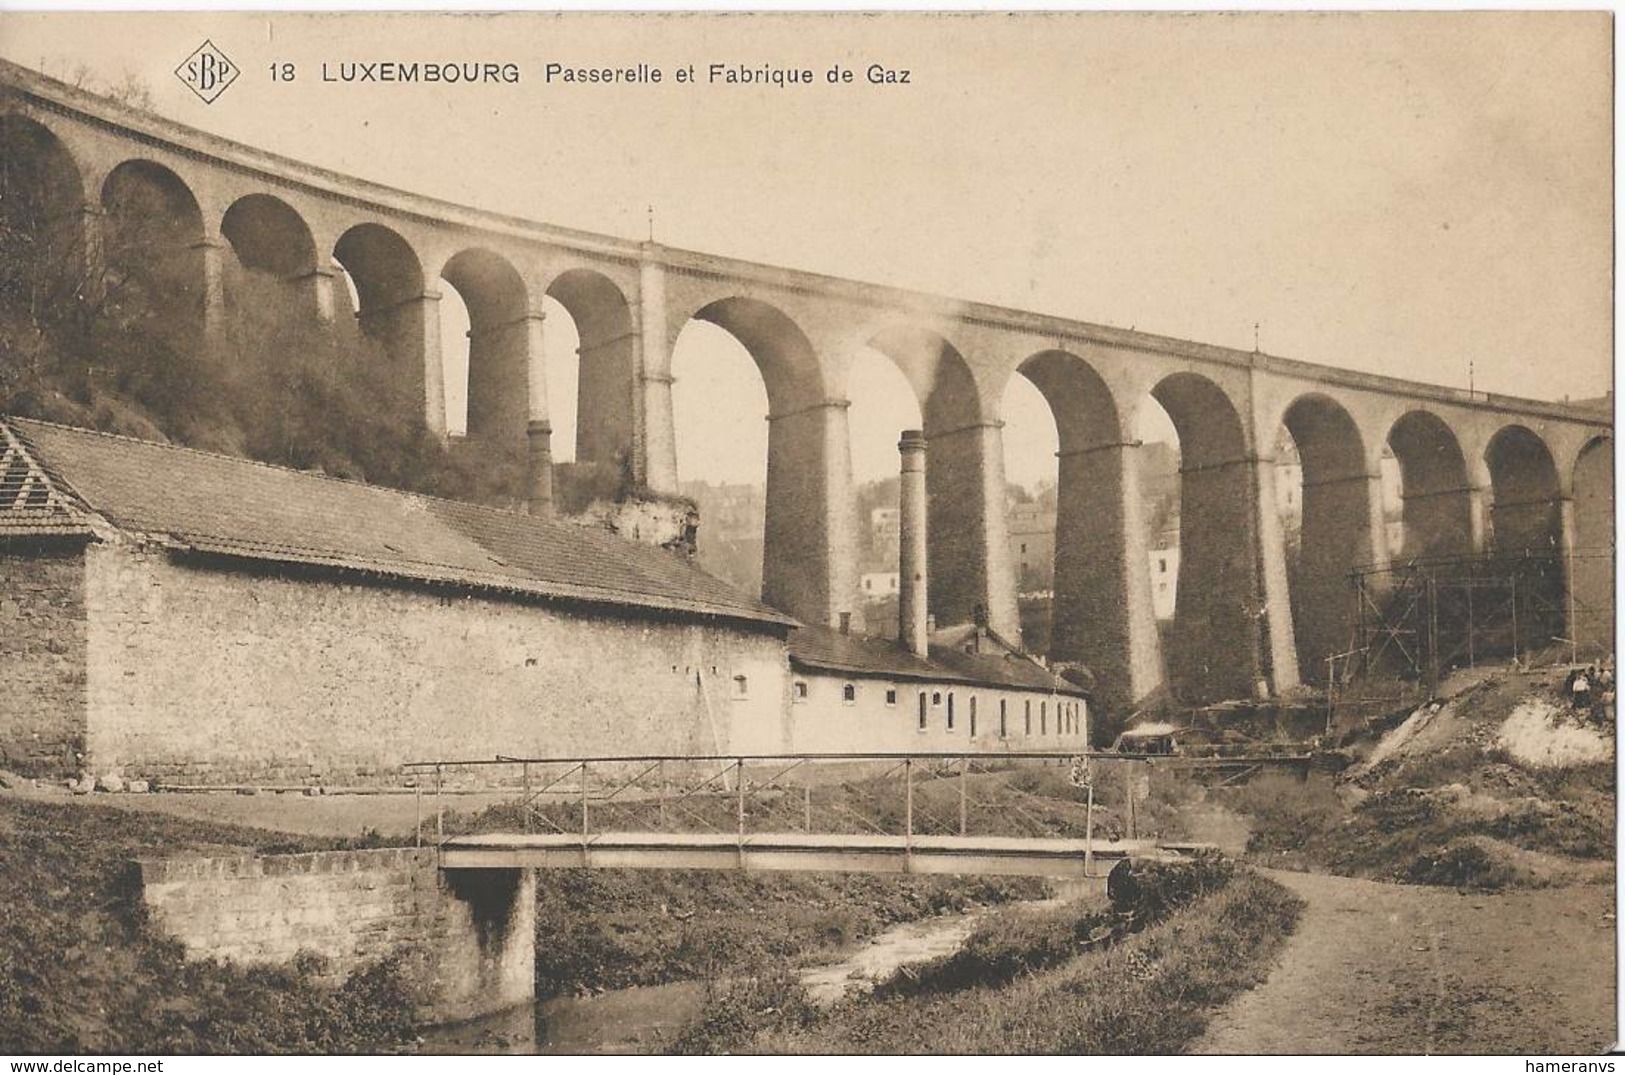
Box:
left=0, top=420, right=96, bottom=538
left=0, top=416, right=793, bottom=629
left=788, top=622, right=1087, bottom=697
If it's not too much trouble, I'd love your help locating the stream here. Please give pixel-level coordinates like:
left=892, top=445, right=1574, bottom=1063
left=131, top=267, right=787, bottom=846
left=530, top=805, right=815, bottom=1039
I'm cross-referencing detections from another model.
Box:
left=421, top=878, right=1101, bottom=1054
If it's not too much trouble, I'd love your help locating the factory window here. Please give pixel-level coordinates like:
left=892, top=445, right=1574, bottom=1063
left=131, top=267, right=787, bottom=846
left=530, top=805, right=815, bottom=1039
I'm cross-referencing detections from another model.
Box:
left=886, top=687, right=897, bottom=706
left=1159, top=559, right=1167, bottom=574
left=732, top=675, right=749, bottom=699
left=999, top=699, right=1008, bottom=738
left=1041, top=701, right=1047, bottom=734
left=932, top=691, right=942, bottom=707
left=947, top=693, right=956, bottom=730
left=970, top=696, right=978, bottom=737
left=1024, top=700, right=1032, bottom=735
left=843, top=683, right=857, bottom=705
left=918, top=692, right=928, bottom=730
left=792, top=681, right=808, bottom=703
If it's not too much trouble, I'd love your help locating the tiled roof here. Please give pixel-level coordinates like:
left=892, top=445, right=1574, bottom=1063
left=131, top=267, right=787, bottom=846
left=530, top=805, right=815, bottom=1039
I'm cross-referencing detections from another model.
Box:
left=1, top=416, right=794, bottom=628
left=788, top=623, right=1087, bottom=696
left=0, top=421, right=95, bottom=538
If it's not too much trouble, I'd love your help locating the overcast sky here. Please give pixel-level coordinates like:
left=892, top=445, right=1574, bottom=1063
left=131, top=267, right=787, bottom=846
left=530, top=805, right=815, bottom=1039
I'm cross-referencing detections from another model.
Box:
left=1, top=12, right=1610, bottom=487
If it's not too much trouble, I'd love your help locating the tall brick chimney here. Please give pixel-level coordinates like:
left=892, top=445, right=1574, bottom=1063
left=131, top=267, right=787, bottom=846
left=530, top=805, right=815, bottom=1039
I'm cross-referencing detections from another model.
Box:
left=525, top=419, right=553, bottom=517
left=898, top=429, right=929, bottom=658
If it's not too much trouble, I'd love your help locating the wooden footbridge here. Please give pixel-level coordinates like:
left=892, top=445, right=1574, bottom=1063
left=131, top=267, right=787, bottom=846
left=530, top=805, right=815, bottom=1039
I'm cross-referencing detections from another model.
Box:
left=403, top=750, right=1307, bottom=878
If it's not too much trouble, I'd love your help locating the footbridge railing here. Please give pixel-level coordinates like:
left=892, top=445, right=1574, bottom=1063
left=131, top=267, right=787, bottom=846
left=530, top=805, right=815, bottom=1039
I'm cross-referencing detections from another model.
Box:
left=396, top=750, right=1299, bottom=877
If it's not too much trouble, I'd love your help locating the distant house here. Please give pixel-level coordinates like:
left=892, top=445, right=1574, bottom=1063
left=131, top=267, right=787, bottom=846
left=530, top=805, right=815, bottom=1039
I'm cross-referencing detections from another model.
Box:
left=786, top=622, right=1089, bottom=754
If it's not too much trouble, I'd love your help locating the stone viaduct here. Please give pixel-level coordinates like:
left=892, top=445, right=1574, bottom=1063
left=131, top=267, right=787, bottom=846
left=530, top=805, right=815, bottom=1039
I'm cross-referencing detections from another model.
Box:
left=1, top=59, right=1612, bottom=713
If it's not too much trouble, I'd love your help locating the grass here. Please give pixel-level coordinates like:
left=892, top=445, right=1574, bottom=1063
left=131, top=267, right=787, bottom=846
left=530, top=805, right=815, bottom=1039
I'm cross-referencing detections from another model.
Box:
left=532, top=868, right=1049, bottom=997
left=873, top=854, right=1238, bottom=1001
left=0, top=797, right=423, bottom=1054
left=671, top=868, right=1304, bottom=1054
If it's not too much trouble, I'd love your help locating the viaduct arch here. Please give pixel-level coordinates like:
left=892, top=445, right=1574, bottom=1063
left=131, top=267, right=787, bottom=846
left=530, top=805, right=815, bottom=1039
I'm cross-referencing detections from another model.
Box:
left=0, top=59, right=1610, bottom=715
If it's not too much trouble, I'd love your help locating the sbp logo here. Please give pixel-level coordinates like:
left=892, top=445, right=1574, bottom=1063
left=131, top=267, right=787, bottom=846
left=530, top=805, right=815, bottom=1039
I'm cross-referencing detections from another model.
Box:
left=175, top=40, right=239, bottom=104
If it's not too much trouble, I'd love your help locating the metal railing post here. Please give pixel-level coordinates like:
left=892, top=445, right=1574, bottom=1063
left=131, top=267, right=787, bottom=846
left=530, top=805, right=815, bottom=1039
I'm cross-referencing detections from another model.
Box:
left=904, top=757, right=914, bottom=850
left=522, top=761, right=532, bottom=833
left=1084, top=781, right=1095, bottom=877
left=580, top=761, right=589, bottom=845
left=958, top=755, right=968, bottom=836
left=657, top=758, right=667, bottom=830
left=735, top=759, right=746, bottom=847
left=415, top=779, right=422, bottom=848
left=434, top=764, right=443, bottom=843
left=803, top=783, right=812, bottom=832
left=1124, top=763, right=1135, bottom=841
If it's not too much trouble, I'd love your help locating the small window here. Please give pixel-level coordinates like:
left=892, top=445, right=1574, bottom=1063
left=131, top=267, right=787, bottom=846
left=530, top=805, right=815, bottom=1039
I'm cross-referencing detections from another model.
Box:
left=932, top=691, right=942, bottom=707
left=885, top=687, right=897, bottom=707
left=842, top=683, right=857, bottom=705
left=792, top=681, right=808, bottom=703
left=1025, top=700, right=1032, bottom=735
left=1041, top=701, right=1048, bottom=735
left=999, top=699, right=1008, bottom=738
left=970, top=696, right=978, bottom=737
left=1159, top=560, right=1167, bottom=574
left=947, top=693, right=955, bottom=730
left=732, top=675, right=749, bottom=699
left=918, top=692, right=928, bottom=731
left=1020, top=542, right=1028, bottom=554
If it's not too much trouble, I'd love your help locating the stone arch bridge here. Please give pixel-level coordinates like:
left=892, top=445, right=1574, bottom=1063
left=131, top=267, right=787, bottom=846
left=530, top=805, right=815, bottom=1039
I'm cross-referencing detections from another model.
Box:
left=1, top=59, right=1611, bottom=713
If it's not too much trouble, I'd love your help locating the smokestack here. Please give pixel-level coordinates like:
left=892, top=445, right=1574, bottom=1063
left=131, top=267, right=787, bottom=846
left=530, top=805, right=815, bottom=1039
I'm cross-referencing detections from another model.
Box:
left=898, top=429, right=929, bottom=657
left=525, top=419, right=554, bottom=517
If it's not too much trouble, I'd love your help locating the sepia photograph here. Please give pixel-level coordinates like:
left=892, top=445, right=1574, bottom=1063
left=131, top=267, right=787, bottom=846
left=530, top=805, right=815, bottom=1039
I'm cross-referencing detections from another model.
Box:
left=0, top=7, right=1614, bottom=1059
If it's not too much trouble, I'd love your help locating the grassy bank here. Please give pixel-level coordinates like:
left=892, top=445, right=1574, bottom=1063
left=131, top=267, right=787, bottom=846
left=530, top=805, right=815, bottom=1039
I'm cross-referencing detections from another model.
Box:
left=533, top=868, right=1049, bottom=996
left=0, top=794, right=1052, bottom=1051
left=672, top=866, right=1303, bottom=1054
left=0, top=797, right=422, bottom=1054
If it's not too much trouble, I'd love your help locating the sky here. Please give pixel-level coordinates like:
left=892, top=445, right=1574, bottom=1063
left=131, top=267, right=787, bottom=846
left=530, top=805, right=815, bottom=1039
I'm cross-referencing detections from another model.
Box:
left=0, top=11, right=1611, bottom=488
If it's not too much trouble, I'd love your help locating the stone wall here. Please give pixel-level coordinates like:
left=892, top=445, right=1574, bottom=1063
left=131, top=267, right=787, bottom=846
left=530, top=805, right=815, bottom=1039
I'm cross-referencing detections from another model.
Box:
left=83, top=539, right=789, bottom=784
left=0, top=542, right=87, bottom=774
left=137, top=848, right=534, bottom=1023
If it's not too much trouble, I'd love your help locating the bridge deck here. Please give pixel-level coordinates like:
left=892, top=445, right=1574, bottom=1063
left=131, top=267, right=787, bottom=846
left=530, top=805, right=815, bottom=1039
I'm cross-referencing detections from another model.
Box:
left=438, top=831, right=1176, bottom=878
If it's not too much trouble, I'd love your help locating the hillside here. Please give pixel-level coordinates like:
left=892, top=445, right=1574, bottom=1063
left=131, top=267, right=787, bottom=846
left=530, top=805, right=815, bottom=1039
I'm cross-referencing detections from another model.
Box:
left=1230, top=664, right=1615, bottom=890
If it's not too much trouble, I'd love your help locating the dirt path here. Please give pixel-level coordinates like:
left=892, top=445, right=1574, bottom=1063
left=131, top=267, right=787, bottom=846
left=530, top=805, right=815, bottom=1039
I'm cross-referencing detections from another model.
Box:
left=1194, top=870, right=1616, bottom=1054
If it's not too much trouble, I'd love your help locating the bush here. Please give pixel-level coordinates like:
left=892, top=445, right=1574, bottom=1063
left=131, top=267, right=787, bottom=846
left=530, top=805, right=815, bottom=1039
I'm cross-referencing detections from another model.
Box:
left=1107, top=852, right=1237, bottom=921
left=1227, top=774, right=1347, bottom=855
left=1399, top=840, right=1521, bottom=891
